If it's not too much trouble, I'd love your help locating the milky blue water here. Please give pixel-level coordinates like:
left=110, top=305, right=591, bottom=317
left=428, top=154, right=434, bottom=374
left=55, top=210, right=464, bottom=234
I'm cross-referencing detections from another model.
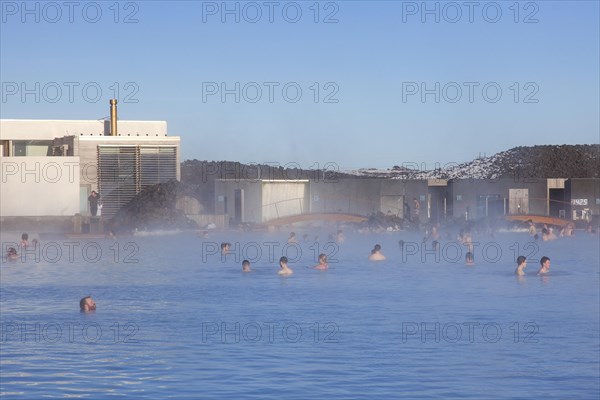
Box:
left=1, top=230, right=599, bottom=399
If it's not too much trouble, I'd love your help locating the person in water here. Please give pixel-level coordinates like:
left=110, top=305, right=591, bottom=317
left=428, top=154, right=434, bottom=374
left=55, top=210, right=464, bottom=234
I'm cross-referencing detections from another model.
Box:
left=537, top=256, right=551, bottom=275
left=6, top=247, right=18, bottom=261
left=80, top=296, right=96, bottom=312
left=314, top=254, right=329, bottom=270
left=515, top=256, right=527, bottom=276
left=336, top=230, right=345, bottom=244
left=462, top=232, right=474, bottom=253
left=242, top=259, right=251, bottom=272
left=528, top=220, right=536, bottom=235
left=221, top=242, right=231, bottom=255
left=430, top=225, right=440, bottom=241
left=369, top=244, right=386, bottom=261
left=287, top=232, right=298, bottom=244
left=278, top=256, right=293, bottom=275
left=20, top=233, right=29, bottom=248
left=465, top=252, right=474, bottom=266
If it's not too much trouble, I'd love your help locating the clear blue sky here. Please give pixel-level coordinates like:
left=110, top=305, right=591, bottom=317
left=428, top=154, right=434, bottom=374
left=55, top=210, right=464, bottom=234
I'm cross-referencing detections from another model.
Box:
left=1, top=0, right=598, bottom=170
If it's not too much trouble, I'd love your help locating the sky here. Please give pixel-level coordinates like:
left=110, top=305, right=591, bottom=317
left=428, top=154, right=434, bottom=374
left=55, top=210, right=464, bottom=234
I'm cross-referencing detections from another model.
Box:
left=1, top=0, right=599, bottom=170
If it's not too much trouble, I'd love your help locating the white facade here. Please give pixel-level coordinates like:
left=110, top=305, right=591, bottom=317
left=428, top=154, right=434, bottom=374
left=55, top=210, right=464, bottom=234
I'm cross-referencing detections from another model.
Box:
left=1, top=156, right=80, bottom=216
left=0, top=119, right=167, bottom=141
left=1, top=119, right=179, bottom=218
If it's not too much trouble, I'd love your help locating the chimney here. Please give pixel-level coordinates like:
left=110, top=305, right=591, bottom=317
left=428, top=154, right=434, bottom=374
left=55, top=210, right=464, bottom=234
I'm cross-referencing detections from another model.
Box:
left=109, top=99, right=118, bottom=136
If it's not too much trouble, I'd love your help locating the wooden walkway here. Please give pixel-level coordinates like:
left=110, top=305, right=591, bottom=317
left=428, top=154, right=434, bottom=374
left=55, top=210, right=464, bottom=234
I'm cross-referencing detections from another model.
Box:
left=505, top=215, right=571, bottom=227
left=264, top=213, right=368, bottom=227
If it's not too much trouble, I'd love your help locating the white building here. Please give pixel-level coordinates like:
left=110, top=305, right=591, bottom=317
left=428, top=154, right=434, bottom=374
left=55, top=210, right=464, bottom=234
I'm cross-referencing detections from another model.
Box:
left=1, top=116, right=180, bottom=225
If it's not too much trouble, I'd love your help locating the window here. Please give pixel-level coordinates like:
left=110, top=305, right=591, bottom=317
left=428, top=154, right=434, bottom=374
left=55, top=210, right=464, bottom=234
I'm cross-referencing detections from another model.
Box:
left=12, top=140, right=52, bottom=156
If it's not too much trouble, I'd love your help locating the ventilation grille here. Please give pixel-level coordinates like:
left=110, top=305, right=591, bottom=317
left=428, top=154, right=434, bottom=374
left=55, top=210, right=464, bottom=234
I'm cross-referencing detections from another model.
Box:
left=98, top=145, right=177, bottom=219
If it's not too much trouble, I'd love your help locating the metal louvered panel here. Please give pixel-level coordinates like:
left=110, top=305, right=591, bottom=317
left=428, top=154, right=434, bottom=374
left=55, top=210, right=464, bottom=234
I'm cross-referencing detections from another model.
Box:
left=98, top=146, right=138, bottom=219
left=98, top=145, right=178, bottom=219
left=139, top=146, right=178, bottom=189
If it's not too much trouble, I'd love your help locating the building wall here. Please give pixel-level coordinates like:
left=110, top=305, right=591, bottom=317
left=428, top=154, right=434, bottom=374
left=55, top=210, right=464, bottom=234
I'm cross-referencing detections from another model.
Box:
left=212, top=177, right=599, bottom=225
left=261, top=181, right=309, bottom=221
left=215, top=180, right=263, bottom=223
left=449, top=178, right=548, bottom=219
left=77, top=136, right=181, bottom=190
left=309, top=179, right=382, bottom=215
left=567, top=178, right=600, bottom=220
left=1, top=156, right=80, bottom=216
left=385, top=179, right=429, bottom=221
left=1, top=119, right=180, bottom=221
left=0, top=119, right=167, bottom=141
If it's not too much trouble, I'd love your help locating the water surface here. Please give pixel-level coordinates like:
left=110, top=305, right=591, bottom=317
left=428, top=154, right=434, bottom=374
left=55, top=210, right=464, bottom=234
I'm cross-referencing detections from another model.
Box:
left=1, top=230, right=599, bottom=399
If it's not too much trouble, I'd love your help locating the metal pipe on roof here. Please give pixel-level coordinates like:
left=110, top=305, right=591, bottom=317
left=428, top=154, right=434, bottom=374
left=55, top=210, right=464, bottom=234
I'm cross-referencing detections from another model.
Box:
left=109, top=99, right=118, bottom=136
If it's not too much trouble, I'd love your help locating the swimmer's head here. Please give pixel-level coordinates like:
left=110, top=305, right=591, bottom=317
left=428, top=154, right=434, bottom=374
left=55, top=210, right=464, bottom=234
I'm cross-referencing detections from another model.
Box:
left=517, top=256, right=527, bottom=266
left=242, top=260, right=251, bottom=271
left=319, top=253, right=327, bottom=263
left=540, top=256, right=550, bottom=266
left=21, top=233, right=28, bottom=241
left=80, top=296, right=96, bottom=312
left=279, top=256, right=288, bottom=265
left=373, top=244, right=381, bottom=252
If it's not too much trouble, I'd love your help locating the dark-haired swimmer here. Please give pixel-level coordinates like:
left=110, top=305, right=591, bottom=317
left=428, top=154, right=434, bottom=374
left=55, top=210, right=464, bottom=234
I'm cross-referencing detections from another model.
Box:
left=6, top=247, right=18, bottom=261
left=80, top=296, right=96, bottom=312
left=314, top=254, right=329, bottom=270
left=20, top=233, right=29, bottom=248
left=242, top=259, right=251, bottom=272
left=537, top=256, right=550, bottom=275
left=515, top=256, right=527, bottom=276
left=278, top=256, right=293, bottom=275
left=369, top=244, right=386, bottom=261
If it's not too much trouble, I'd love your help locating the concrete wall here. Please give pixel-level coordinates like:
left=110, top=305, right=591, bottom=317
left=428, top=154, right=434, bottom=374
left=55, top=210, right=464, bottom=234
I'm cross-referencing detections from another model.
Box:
left=0, top=119, right=168, bottom=140
left=385, top=179, right=429, bottom=222
left=449, top=178, right=548, bottom=219
left=567, top=178, right=600, bottom=219
left=215, top=180, right=263, bottom=223
left=1, top=156, right=80, bottom=216
left=309, top=179, right=382, bottom=215
left=213, top=177, right=597, bottom=224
